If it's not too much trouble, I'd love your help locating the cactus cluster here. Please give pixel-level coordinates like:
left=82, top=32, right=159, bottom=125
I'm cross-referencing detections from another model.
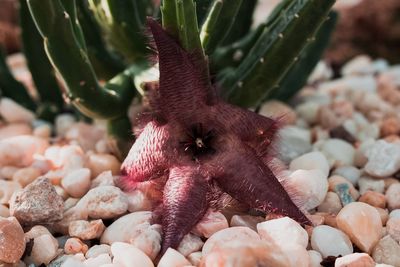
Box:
left=0, top=0, right=337, bottom=152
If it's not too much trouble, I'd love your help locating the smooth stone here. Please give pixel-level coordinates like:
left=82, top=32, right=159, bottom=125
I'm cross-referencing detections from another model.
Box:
left=311, top=225, right=353, bottom=258
left=372, top=235, right=400, bottom=267
left=386, top=218, right=400, bottom=242
left=177, top=234, right=204, bottom=257
left=90, top=171, right=115, bottom=189
left=187, top=251, right=202, bottom=267
left=24, top=226, right=59, bottom=265
left=375, top=207, right=389, bottom=226
left=101, top=211, right=153, bottom=244
left=12, top=167, right=41, bottom=188
left=33, top=124, right=52, bottom=139
left=341, top=55, right=374, bottom=76
left=257, top=217, right=308, bottom=248
left=230, top=215, right=264, bottom=231
left=0, top=135, right=48, bottom=167
left=65, top=123, right=105, bottom=151
left=111, top=242, right=154, bottom=267
left=278, top=126, right=312, bottom=162
left=386, top=184, right=400, bottom=210
left=288, top=169, right=328, bottom=210
left=0, top=180, right=21, bottom=204
left=83, top=253, right=112, bottom=267
left=308, top=250, right=323, bottom=267
left=359, top=191, right=386, bottom=208
left=317, top=139, right=355, bottom=167
left=0, top=217, right=25, bottom=264
left=358, top=176, right=385, bottom=195
left=259, top=100, right=297, bottom=124
left=335, top=253, right=375, bottom=267
left=0, top=123, right=32, bottom=140
left=389, top=209, right=400, bottom=219
left=0, top=205, right=9, bottom=217
left=192, top=211, right=228, bottom=238
left=80, top=186, right=128, bottom=219
left=296, top=102, right=321, bottom=124
left=45, top=145, right=85, bottom=170
left=202, top=227, right=260, bottom=257
left=126, top=189, right=153, bottom=212
left=10, top=177, right=64, bottom=225
left=289, top=151, right=330, bottom=177
left=336, top=202, right=382, bottom=253
left=55, top=114, right=76, bottom=136
left=129, top=224, right=162, bottom=260
left=64, top=237, right=88, bottom=254
left=0, top=98, right=35, bottom=123
left=317, top=192, right=343, bottom=214
left=61, top=168, right=91, bottom=198
left=158, top=248, right=191, bottom=267
left=332, top=166, right=361, bottom=186
left=68, top=219, right=105, bottom=240
left=87, top=153, right=121, bottom=178
left=364, top=140, right=400, bottom=178
left=85, top=244, right=111, bottom=259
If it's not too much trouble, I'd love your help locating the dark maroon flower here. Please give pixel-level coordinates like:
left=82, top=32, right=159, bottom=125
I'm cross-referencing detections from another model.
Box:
left=120, top=18, right=311, bottom=255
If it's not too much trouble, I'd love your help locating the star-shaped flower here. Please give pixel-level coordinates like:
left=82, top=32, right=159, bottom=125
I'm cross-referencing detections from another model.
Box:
left=120, top=18, right=311, bottom=255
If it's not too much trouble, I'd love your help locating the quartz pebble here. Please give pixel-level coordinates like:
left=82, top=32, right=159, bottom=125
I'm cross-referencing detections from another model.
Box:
left=278, top=126, right=312, bottom=162
left=311, top=225, right=353, bottom=258
left=230, top=215, right=264, bottom=231
left=0, top=180, right=21, bottom=204
left=365, top=140, right=400, bottom=178
left=257, top=217, right=308, bottom=248
left=24, top=225, right=59, bottom=265
left=386, top=183, right=400, bottom=210
left=10, top=177, right=64, bottom=225
left=0, top=98, right=35, bottom=123
left=386, top=218, right=400, bottom=242
left=111, top=242, right=154, bottom=267
left=308, top=250, right=323, bottom=267
left=129, top=224, right=162, bottom=260
left=359, top=191, right=386, bottom=208
left=177, top=234, right=204, bottom=257
left=288, top=169, right=328, bottom=210
left=188, top=251, right=202, bottom=266
left=0, top=135, right=48, bottom=167
left=12, top=167, right=41, bottom=187
left=372, top=235, right=400, bottom=267
left=87, top=153, right=121, bottom=178
left=193, top=211, right=229, bottom=238
left=259, top=100, right=296, bottom=125
left=68, top=219, right=105, bottom=240
left=358, top=176, right=385, bottom=195
left=336, top=202, right=382, bottom=253
left=101, top=211, right=153, bottom=244
left=0, top=205, right=9, bottom=217
left=61, top=168, right=91, bottom=198
left=158, top=248, right=191, bottom=267
left=332, top=165, right=361, bottom=185
left=389, top=209, right=400, bottom=219
left=64, top=237, right=88, bottom=255
left=85, top=244, right=111, bottom=259
left=317, top=138, right=355, bottom=167
left=0, top=123, right=32, bottom=140
left=335, top=253, right=375, bottom=267
left=289, top=151, right=330, bottom=177
left=83, top=253, right=111, bottom=267
left=0, top=217, right=25, bottom=264
left=126, top=189, right=153, bottom=212
left=80, top=185, right=128, bottom=219
left=90, top=171, right=115, bottom=188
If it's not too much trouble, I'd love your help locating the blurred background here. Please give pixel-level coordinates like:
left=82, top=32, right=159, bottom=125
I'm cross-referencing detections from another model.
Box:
left=1, top=0, right=400, bottom=66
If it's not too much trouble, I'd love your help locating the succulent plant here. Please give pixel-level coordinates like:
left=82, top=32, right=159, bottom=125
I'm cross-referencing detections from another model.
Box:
left=0, top=0, right=333, bottom=148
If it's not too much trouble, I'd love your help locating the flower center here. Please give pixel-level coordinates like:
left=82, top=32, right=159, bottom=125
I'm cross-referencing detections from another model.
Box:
left=181, top=123, right=215, bottom=160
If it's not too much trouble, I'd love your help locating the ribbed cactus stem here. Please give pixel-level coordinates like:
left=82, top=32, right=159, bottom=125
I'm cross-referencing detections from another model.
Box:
left=161, top=0, right=203, bottom=53
left=27, top=0, right=135, bottom=120
left=0, top=48, right=36, bottom=111
left=220, top=0, right=335, bottom=107
left=200, top=0, right=243, bottom=55
left=19, top=0, right=64, bottom=111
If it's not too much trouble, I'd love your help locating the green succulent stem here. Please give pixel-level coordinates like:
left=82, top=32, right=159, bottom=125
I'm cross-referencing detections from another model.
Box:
left=220, top=0, right=335, bottom=107
left=87, top=0, right=149, bottom=62
left=200, top=0, right=243, bottom=55
left=161, top=0, right=203, bottom=53
left=0, top=48, right=36, bottom=111
left=19, top=0, right=64, bottom=111
left=27, top=0, right=135, bottom=120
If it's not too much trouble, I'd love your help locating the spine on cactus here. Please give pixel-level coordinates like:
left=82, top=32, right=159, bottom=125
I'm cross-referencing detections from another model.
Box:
left=0, top=48, right=36, bottom=111
left=76, top=0, right=126, bottom=80
left=87, top=0, right=149, bottom=62
left=200, top=0, right=243, bottom=55
left=27, top=0, right=135, bottom=122
left=269, top=11, right=338, bottom=101
left=219, top=0, right=336, bottom=107
left=19, top=0, right=64, bottom=113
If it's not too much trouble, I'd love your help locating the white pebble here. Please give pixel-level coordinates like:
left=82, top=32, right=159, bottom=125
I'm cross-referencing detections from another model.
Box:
left=317, top=138, right=355, bottom=167
left=192, top=211, right=228, bottom=238
left=177, top=233, right=204, bottom=257
left=358, top=176, right=385, bottom=194
left=61, top=168, right=91, bottom=198
left=365, top=140, right=400, bottom=178
left=311, top=225, right=353, bottom=258
left=158, top=248, right=191, bottom=267
left=0, top=98, right=35, bottom=123
left=289, top=151, right=330, bottom=177
left=332, top=166, right=361, bottom=186
left=111, top=242, right=154, bottom=267
left=386, top=184, right=400, bottom=210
